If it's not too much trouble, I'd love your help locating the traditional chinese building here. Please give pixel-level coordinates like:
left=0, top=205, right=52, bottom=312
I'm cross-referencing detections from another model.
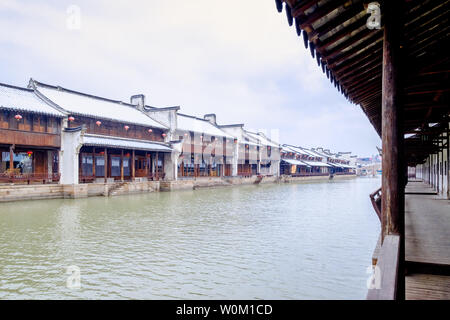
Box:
left=281, top=144, right=331, bottom=176
left=173, top=113, right=236, bottom=178
left=218, top=123, right=281, bottom=177
left=274, top=0, right=449, bottom=300
left=0, top=82, right=65, bottom=184
left=29, top=79, right=173, bottom=184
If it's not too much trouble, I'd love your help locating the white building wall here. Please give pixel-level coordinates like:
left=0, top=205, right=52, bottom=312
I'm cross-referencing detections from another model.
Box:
left=60, top=125, right=84, bottom=185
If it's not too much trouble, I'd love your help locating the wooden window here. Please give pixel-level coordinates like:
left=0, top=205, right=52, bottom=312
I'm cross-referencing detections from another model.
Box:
left=9, top=112, right=18, bottom=130
left=33, top=116, right=39, bottom=132
left=95, top=156, right=105, bottom=177
left=111, top=156, right=121, bottom=177
left=123, top=156, right=130, bottom=176
left=81, top=154, right=93, bottom=176
left=52, top=152, right=59, bottom=175
left=40, top=116, right=47, bottom=132
left=0, top=111, right=7, bottom=128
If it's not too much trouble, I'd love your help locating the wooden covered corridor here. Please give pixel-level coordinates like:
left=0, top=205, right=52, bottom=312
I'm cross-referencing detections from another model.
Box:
left=273, top=0, right=449, bottom=299
left=404, top=181, right=450, bottom=299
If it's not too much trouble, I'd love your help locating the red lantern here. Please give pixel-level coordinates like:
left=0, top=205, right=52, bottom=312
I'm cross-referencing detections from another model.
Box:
left=27, top=151, right=33, bottom=157
left=96, top=121, right=102, bottom=126
left=125, top=153, right=130, bottom=157
left=162, top=133, right=167, bottom=137
left=68, top=116, right=75, bottom=122
left=124, top=125, right=129, bottom=131
left=148, top=128, right=153, bottom=133
left=14, top=114, right=22, bottom=121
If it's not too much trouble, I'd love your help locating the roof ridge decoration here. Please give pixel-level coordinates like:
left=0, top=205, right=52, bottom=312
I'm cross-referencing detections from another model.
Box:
left=83, top=133, right=171, bottom=146
left=30, top=79, right=135, bottom=107
left=30, top=79, right=168, bottom=129
left=0, top=81, right=35, bottom=92
left=178, top=112, right=213, bottom=122
left=217, top=123, right=244, bottom=128
left=0, top=81, right=65, bottom=117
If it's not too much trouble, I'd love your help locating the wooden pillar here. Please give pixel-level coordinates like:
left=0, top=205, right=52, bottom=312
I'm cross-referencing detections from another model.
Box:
left=92, top=147, right=96, bottom=178
left=180, top=161, right=183, bottom=177
left=9, top=145, right=14, bottom=172
left=104, top=148, right=107, bottom=183
left=131, top=149, right=135, bottom=180
left=120, top=149, right=124, bottom=181
left=145, top=152, right=149, bottom=177
left=381, top=0, right=405, bottom=300
left=448, top=123, right=450, bottom=199
left=155, top=152, right=159, bottom=180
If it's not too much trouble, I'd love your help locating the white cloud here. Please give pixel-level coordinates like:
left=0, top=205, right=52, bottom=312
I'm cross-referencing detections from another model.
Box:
left=0, top=0, right=380, bottom=156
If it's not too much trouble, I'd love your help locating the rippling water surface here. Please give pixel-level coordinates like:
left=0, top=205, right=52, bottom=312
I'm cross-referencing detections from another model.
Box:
left=0, top=177, right=381, bottom=299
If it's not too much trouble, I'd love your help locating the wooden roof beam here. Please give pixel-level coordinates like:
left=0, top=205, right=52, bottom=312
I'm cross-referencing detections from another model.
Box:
left=346, top=74, right=381, bottom=95
left=290, top=0, right=317, bottom=18
left=327, top=31, right=383, bottom=68
left=405, top=3, right=450, bottom=38
left=334, top=43, right=383, bottom=75
left=356, top=89, right=382, bottom=105
left=297, top=0, right=345, bottom=29
left=316, top=15, right=367, bottom=51
left=340, top=61, right=382, bottom=86
left=308, top=4, right=365, bottom=41
left=337, top=56, right=382, bottom=82
left=323, top=28, right=379, bottom=61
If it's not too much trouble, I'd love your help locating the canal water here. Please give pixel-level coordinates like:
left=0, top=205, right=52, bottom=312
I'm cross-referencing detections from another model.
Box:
left=0, top=177, right=381, bottom=299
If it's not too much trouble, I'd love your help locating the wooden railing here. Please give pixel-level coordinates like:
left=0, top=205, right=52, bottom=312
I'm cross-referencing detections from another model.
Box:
left=0, top=172, right=60, bottom=184
left=370, top=187, right=382, bottom=222
left=80, top=172, right=166, bottom=183
left=148, top=172, right=165, bottom=181
left=367, top=187, right=401, bottom=300
left=367, top=234, right=400, bottom=300
left=290, top=172, right=329, bottom=177
left=237, top=172, right=253, bottom=178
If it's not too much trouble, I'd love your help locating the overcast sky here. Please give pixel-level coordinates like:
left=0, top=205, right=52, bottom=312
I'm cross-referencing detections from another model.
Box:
left=0, top=0, right=381, bottom=157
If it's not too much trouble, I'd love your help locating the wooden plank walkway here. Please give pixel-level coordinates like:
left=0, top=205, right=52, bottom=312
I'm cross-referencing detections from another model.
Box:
left=404, top=180, right=450, bottom=300
left=406, top=274, right=450, bottom=300
left=405, top=180, right=437, bottom=195
left=405, top=194, right=450, bottom=265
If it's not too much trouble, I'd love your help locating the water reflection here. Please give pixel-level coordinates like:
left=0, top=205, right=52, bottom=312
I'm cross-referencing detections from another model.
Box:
left=0, top=177, right=381, bottom=299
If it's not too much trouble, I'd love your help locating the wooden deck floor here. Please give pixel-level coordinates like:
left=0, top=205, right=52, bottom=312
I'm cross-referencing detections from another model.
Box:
left=405, top=180, right=437, bottom=195
left=405, top=180, right=450, bottom=300
left=406, top=274, right=450, bottom=300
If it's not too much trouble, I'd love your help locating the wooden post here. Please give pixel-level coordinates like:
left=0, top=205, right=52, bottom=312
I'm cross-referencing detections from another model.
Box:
left=104, top=148, right=107, bottom=183
left=447, top=124, right=450, bottom=199
left=9, top=145, right=14, bottom=172
left=155, top=152, right=159, bottom=180
left=120, top=149, right=124, bottom=181
left=448, top=122, right=450, bottom=199
left=381, top=0, right=405, bottom=300
left=145, top=152, right=149, bottom=177
left=92, top=147, right=96, bottom=178
left=131, top=149, right=135, bottom=180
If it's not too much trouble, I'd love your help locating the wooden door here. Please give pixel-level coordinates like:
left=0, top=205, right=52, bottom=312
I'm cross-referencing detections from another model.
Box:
left=33, top=151, right=47, bottom=175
